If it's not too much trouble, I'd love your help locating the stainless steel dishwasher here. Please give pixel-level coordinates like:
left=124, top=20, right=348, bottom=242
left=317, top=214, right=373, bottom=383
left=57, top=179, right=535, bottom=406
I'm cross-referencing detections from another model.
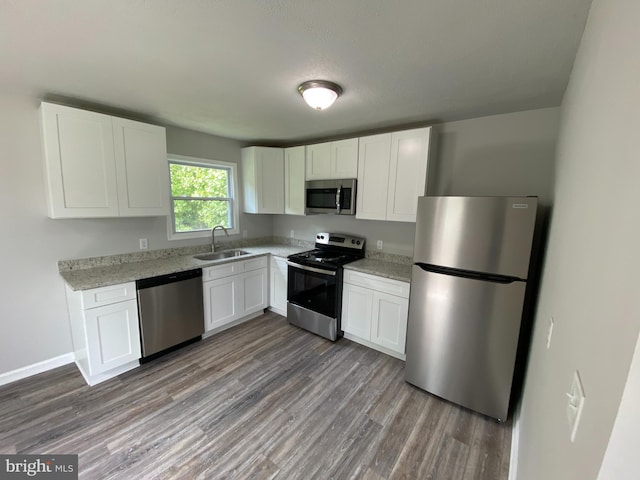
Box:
left=136, top=268, right=204, bottom=361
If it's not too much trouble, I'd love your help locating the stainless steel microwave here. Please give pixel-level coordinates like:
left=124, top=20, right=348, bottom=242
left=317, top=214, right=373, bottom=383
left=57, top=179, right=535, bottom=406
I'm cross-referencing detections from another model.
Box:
left=305, top=179, right=357, bottom=215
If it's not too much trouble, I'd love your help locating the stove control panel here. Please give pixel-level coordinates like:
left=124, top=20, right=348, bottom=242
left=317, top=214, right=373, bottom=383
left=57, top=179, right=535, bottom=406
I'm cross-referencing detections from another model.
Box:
left=315, top=232, right=365, bottom=251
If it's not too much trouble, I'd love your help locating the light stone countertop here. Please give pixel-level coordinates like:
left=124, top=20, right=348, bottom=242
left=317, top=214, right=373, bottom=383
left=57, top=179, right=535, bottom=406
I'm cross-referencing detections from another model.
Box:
left=344, top=258, right=413, bottom=283
left=61, top=244, right=308, bottom=291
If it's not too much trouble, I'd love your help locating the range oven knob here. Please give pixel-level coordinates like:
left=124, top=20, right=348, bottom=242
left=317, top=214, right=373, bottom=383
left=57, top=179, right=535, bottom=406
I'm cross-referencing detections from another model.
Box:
left=356, top=240, right=361, bottom=245
left=351, top=239, right=355, bottom=244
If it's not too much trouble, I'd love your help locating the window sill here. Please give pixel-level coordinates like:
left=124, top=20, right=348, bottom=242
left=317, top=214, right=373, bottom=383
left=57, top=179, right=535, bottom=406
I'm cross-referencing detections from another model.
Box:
left=167, top=228, right=239, bottom=241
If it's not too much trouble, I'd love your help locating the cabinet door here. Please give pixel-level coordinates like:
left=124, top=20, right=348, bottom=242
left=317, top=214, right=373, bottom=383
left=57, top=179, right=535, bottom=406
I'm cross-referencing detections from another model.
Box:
left=284, top=146, right=306, bottom=215
left=269, top=258, right=288, bottom=314
left=256, top=148, right=284, bottom=213
left=204, top=275, right=240, bottom=331
left=342, top=283, right=373, bottom=340
left=242, top=268, right=268, bottom=315
left=40, top=102, right=119, bottom=218
left=84, top=299, right=141, bottom=375
left=356, top=134, right=391, bottom=220
left=371, top=291, right=409, bottom=354
left=113, top=118, right=170, bottom=217
left=386, top=127, right=432, bottom=222
left=305, top=142, right=331, bottom=180
left=331, top=138, right=358, bottom=178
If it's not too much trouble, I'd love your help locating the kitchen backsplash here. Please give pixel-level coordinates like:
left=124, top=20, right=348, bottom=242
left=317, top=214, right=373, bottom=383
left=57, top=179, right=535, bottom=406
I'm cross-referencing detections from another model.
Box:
left=57, top=236, right=313, bottom=272
left=58, top=235, right=410, bottom=273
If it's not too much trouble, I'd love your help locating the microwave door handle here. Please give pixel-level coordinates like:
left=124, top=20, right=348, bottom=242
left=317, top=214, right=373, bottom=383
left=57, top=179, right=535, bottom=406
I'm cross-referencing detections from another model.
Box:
left=336, top=186, right=342, bottom=214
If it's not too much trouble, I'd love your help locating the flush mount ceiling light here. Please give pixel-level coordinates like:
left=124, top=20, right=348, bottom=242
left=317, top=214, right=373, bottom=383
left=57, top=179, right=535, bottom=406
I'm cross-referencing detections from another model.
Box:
left=297, top=80, right=343, bottom=110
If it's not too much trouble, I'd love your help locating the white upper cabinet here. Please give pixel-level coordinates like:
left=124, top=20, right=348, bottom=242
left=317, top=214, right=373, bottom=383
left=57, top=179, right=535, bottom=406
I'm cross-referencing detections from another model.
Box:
left=241, top=146, right=284, bottom=214
left=355, top=133, right=391, bottom=221
left=40, top=103, right=119, bottom=218
left=305, top=138, right=358, bottom=180
left=305, top=142, right=331, bottom=179
left=356, top=127, right=432, bottom=222
left=284, top=146, right=305, bottom=215
left=112, top=117, right=169, bottom=217
left=330, top=138, right=359, bottom=178
left=386, top=128, right=432, bottom=222
left=40, top=102, right=169, bottom=219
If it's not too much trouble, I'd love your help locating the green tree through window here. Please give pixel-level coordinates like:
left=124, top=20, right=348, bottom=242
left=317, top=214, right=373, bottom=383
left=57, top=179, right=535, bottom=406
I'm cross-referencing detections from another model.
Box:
left=169, top=160, right=234, bottom=234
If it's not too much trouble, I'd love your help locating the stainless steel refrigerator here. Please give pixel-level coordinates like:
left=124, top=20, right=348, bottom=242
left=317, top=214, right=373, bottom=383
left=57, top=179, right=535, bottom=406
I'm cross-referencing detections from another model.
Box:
left=405, top=196, right=538, bottom=421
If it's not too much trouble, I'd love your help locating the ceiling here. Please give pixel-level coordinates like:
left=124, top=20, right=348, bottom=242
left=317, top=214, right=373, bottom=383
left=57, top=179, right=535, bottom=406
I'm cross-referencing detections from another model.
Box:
left=0, top=0, right=592, bottom=144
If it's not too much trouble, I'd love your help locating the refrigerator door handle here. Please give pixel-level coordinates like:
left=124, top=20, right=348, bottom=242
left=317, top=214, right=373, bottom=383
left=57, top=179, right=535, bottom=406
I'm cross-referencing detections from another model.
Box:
left=415, top=262, right=524, bottom=284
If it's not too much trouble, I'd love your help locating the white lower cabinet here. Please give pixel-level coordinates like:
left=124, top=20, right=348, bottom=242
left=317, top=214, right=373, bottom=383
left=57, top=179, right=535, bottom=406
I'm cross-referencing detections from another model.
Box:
left=203, top=256, right=268, bottom=334
left=242, top=268, right=268, bottom=314
left=66, top=282, right=141, bottom=386
left=269, top=256, right=288, bottom=316
left=204, top=275, right=240, bottom=329
left=342, top=270, right=410, bottom=360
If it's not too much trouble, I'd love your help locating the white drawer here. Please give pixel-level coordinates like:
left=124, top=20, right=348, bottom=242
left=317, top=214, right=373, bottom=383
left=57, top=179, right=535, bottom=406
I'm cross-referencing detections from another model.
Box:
left=244, top=256, right=268, bottom=272
left=203, top=262, right=241, bottom=281
left=343, top=270, right=410, bottom=298
left=82, top=282, right=137, bottom=309
left=203, top=255, right=268, bottom=281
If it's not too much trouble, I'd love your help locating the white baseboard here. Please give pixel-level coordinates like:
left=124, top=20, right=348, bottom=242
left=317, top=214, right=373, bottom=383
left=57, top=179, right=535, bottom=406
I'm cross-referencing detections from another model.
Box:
left=202, top=311, right=264, bottom=339
left=0, top=352, right=75, bottom=387
left=509, top=406, right=521, bottom=480
left=342, top=332, right=406, bottom=361
left=268, top=306, right=287, bottom=317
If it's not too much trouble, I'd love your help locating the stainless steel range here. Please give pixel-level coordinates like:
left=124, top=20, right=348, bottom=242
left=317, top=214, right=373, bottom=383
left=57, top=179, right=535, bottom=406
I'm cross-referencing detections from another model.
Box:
left=286, top=232, right=365, bottom=341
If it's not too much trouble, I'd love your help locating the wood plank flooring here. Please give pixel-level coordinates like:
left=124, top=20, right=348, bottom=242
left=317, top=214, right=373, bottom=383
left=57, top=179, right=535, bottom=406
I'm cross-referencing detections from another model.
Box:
left=0, top=312, right=511, bottom=479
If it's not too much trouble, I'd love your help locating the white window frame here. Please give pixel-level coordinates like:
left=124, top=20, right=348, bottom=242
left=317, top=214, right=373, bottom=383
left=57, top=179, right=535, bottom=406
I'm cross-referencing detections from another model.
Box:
left=167, top=154, right=240, bottom=240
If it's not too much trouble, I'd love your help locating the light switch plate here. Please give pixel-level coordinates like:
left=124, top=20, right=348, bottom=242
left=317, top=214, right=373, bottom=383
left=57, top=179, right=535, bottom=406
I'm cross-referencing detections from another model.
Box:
left=567, top=370, right=585, bottom=442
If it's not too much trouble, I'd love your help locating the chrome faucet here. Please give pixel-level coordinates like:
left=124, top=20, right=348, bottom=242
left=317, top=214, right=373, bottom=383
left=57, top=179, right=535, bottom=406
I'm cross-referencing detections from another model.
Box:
left=211, top=225, right=229, bottom=252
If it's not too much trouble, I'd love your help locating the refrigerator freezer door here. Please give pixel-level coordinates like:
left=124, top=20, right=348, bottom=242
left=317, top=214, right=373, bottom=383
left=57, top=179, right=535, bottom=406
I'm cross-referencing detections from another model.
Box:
left=414, top=196, right=537, bottom=279
left=405, top=265, right=526, bottom=420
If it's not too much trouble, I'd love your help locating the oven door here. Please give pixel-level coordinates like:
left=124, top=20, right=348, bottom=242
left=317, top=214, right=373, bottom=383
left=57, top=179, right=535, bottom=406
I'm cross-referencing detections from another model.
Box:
left=286, top=261, right=341, bottom=340
left=287, top=262, right=337, bottom=318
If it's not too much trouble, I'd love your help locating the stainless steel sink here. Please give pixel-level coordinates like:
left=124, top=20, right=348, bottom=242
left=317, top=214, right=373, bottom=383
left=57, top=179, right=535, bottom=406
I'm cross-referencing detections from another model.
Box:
left=193, top=250, right=250, bottom=261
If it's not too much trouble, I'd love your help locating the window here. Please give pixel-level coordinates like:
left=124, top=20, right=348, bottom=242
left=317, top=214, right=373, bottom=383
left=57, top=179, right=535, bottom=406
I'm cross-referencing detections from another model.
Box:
left=167, top=155, right=239, bottom=240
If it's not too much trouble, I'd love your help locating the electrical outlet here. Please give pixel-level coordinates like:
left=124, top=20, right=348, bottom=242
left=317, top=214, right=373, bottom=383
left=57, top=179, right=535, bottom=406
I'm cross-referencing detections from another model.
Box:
left=567, top=370, right=586, bottom=442
left=139, top=238, right=148, bottom=250
left=290, top=230, right=295, bottom=238
left=546, top=317, right=554, bottom=349
left=242, top=230, right=247, bottom=238
left=376, top=240, right=383, bottom=250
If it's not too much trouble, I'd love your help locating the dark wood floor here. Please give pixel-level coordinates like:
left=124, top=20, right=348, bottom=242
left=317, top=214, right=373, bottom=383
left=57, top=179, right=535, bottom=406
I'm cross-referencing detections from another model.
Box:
left=0, top=312, right=511, bottom=479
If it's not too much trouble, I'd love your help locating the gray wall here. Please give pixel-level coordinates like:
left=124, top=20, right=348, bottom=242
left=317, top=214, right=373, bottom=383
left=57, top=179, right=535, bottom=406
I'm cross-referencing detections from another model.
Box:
left=0, top=96, right=269, bottom=375
left=273, top=107, right=559, bottom=256
left=0, top=99, right=559, bottom=376
left=166, top=126, right=272, bottom=241
left=431, top=107, right=558, bottom=206
left=516, top=0, right=640, bottom=478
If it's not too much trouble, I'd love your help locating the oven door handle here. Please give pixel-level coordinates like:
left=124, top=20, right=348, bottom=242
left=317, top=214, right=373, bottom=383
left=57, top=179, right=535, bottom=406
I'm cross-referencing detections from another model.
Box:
left=286, top=261, right=337, bottom=276
left=336, top=185, right=341, bottom=214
